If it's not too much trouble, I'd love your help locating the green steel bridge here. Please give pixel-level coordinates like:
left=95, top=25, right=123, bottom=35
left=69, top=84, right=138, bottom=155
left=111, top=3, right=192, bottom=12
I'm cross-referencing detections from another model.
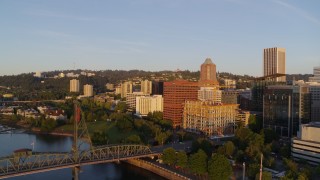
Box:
left=0, top=102, right=159, bottom=179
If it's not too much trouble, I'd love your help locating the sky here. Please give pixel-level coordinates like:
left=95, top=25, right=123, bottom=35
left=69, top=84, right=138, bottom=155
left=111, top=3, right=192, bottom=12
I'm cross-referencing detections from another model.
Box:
left=0, top=0, right=319, bottom=76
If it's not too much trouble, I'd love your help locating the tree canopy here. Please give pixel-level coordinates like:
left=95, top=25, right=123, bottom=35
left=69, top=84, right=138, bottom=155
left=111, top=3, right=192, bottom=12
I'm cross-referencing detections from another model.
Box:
left=162, top=148, right=176, bottom=165
left=176, top=151, right=188, bottom=168
left=188, top=149, right=208, bottom=175
left=208, top=153, right=232, bottom=180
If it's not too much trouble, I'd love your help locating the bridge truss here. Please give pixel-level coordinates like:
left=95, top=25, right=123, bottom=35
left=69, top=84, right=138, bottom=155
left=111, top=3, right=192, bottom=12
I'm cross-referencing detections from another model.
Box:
left=0, top=145, right=154, bottom=179
left=0, top=101, right=157, bottom=179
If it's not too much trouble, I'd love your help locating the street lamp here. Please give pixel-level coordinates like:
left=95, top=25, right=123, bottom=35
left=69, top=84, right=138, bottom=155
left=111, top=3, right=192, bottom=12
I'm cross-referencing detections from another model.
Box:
left=243, top=162, right=245, bottom=180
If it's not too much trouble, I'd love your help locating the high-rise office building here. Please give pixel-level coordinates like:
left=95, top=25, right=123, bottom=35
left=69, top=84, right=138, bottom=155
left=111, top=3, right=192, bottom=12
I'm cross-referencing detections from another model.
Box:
left=309, top=85, right=320, bottom=122
left=152, top=81, right=164, bottom=95
left=200, top=58, right=218, bottom=84
left=263, top=47, right=286, bottom=82
left=70, top=79, right=80, bottom=92
left=84, top=84, right=93, bottom=97
left=141, top=80, right=152, bottom=95
left=222, top=90, right=239, bottom=104
left=263, top=85, right=311, bottom=137
left=163, top=80, right=199, bottom=127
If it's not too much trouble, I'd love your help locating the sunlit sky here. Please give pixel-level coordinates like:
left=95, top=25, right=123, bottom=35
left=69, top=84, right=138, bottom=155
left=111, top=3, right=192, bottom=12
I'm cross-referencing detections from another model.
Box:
left=0, top=0, right=319, bottom=76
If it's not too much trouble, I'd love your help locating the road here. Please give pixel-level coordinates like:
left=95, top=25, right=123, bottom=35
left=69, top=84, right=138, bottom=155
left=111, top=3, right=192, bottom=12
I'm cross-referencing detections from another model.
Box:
left=151, top=141, right=192, bottom=153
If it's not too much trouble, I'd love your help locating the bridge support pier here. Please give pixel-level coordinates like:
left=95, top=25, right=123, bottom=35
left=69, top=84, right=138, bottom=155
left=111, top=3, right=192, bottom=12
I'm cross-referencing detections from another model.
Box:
left=72, top=166, right=80, bottom=180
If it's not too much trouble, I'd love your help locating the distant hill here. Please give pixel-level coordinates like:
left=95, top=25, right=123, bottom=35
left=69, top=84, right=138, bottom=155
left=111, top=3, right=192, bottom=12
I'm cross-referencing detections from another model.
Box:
left=0, top=70, right=314, bottom=101
left=286, top=74, right=313, bottom=82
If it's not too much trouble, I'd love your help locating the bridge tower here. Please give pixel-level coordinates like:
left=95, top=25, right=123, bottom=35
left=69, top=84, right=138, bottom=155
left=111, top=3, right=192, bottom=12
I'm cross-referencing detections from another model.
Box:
left=72, top=101, right=93, bottom=180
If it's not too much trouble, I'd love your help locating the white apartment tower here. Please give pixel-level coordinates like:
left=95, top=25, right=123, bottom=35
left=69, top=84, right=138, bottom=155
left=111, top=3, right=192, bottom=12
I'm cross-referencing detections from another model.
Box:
left=136, top=95, right=163, bottom=116
left=70, top=79, right=80, bottom=92
left=84, top=84, right=93, bottom=97
left=126, top=92, right=149, bottom=111
left=263, top=47, right=286, bottom=82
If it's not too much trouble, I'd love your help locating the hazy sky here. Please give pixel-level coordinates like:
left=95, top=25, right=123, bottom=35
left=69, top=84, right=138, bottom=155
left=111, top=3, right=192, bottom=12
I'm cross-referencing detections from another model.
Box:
left=1, top=0, right=319, bottom=76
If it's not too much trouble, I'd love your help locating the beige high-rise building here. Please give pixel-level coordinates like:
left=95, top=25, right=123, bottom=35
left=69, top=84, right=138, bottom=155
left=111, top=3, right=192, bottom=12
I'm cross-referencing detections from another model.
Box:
left=200, top=58, right=218, bottom=85
left=136, top=95, right=163, bottom=116
left=70, top=79, right=80, bottom=92
left=198, top=87, right=221, bottom=103
left=126, top=92, right=149, bottom=111
left=115, top=85, right=121, bottom=95
left=84, top=84, right=93, bottom=97
left=141, top=80, right=152, bottom=95
left=121, top=81, right=133, bottom=98
left=183, top=101, right=238, bottom=136
left=263, top=47, right=286, bottom=82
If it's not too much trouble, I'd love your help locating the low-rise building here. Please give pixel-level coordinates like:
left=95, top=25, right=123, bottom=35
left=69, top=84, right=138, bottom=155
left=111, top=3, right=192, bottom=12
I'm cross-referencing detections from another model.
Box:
left=106, top=83, right=115, bottom=91
left=17, top=109, right=40, bottom=119
left=292, top=122, right=320, bottom=165
left=0, top=107, right=14, bottom=115
left=3, top=94, right=14, bottom=98
left=94, top=94, right=114, bottom=103
left=45, top=109, right=67, bottom=121
left=58, top=73, right=65, bottom=78
left=236, top=110, right=250, bottom=127
left=37, top=106, right=50, bottom=114
left=34, top=71, right=43, bottom=78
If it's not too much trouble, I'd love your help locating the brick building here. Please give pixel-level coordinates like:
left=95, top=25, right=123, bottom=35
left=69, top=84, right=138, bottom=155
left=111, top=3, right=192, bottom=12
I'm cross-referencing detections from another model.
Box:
left=163, top=80, right=199, bottom=127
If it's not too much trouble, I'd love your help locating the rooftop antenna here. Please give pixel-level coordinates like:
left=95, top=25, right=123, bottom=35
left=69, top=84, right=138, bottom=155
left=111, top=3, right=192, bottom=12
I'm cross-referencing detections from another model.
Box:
left=73, top=62, right=76, bottom=70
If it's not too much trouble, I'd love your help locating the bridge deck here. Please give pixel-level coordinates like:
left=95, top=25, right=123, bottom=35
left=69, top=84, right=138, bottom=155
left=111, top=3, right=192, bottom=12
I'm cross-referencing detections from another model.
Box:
left=0, top=145, right=160, bottom=179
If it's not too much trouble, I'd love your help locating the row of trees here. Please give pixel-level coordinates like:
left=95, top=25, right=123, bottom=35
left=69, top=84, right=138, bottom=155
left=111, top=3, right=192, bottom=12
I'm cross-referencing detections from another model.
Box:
left=162, top=148, right=232, bottom=179
left=21, top=115, right=58, bottom=131
left=132, top=112, right=173, bottom=145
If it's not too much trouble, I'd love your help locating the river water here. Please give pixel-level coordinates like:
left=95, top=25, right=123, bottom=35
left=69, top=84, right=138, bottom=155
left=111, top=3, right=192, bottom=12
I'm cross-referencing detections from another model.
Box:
left=0, top=129, right=165, bottom=180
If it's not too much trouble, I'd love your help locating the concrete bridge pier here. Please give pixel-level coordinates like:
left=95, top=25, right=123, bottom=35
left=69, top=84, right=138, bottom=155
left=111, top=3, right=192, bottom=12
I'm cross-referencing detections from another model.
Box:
left=72, top=166, right=80, bottom=180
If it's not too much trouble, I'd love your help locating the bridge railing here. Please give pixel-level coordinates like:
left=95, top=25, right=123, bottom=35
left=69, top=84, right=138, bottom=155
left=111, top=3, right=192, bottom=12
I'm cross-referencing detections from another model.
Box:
left=0, top=153, right=74, bottom=176
left=79, top=144, right=153, bottom=163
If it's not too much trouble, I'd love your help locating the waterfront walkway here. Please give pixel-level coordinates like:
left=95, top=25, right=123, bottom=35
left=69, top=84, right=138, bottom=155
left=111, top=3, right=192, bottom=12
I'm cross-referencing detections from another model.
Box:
left=127, top=158, right=193, bottom=180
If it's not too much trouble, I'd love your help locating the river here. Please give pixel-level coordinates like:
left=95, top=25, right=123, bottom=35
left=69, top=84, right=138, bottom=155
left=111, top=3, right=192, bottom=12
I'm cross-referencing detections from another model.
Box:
left=0, top=128, right=165, bottom=180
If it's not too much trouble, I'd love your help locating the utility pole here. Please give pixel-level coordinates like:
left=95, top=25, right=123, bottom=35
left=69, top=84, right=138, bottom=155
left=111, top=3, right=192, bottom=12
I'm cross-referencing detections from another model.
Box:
left=259, top=153, right=263, bottom=180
